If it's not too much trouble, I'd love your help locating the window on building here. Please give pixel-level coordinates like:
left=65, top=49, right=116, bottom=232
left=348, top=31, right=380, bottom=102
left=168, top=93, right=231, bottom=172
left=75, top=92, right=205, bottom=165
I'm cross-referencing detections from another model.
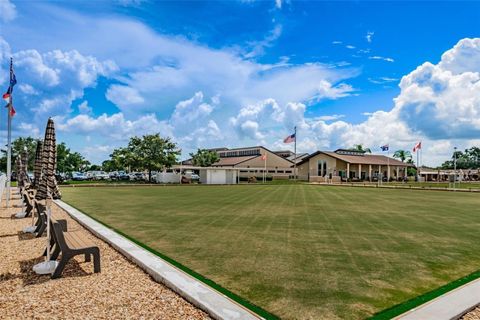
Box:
left=318, top=160, right=327, bottom=176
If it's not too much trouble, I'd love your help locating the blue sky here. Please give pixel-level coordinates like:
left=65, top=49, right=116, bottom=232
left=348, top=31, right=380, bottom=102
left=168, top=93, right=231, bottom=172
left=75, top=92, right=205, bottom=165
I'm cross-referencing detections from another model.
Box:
left=1, top=0, right=480, bottom=165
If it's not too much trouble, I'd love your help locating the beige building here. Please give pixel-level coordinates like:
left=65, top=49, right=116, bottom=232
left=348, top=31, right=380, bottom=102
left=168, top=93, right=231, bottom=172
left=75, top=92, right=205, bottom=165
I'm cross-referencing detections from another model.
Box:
left=297, top=149, right=412, bottom=182
left=183, top=146, right=295, bottom=179
left=419, top=167, right=480, bottom=181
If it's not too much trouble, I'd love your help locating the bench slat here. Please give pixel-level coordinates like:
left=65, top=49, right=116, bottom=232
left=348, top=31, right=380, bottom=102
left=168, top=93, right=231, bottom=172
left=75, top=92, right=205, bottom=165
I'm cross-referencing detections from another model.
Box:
left=64, top=231, right=95, bottom=249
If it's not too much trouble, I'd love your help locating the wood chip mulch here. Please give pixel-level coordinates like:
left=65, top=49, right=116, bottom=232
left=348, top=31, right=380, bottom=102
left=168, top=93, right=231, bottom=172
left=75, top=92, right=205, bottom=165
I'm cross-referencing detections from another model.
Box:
left=0, top=195, right=210, bottom=319
left=462, top=307, right=480, bottom=320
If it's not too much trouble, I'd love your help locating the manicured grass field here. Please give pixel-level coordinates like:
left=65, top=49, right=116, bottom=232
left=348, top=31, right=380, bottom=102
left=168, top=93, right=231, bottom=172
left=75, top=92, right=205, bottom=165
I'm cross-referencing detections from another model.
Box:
left=61, top=185, right=480, bottom=319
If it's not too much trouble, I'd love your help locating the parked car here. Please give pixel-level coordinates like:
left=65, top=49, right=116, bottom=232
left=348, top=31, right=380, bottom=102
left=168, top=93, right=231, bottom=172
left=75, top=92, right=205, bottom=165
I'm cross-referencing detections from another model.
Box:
left=191, top=174, right=200, bottom=181
left=93, top=171, right=109, bottom=180
left=71, top=172, right=87, bottom=181
left=85, top=171, right=95, bottom=180
left=116, top=171, right=130, bottom=181
left=129, top=172, right=146, bottom=181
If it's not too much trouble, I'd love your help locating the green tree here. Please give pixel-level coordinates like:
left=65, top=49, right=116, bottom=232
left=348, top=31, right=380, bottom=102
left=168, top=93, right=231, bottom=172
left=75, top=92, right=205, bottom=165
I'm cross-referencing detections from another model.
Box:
left=393, top=150, right=413, bottom=163
left=350, top=144, right=371, bottom=153
left=440, top=147, right=480, bottom=169
left=57, top=142, right=89, bottom=173
left=88, top=164, right=102, bottom=171
left=109, top=147, right=138, bottom=171
left=189, top=149, right=219, bottom=167
left=0, top=137, right=39, bottom=172
left=102, top=159, right=119, bottom=172
left=127, top=134, right=180, bottom=181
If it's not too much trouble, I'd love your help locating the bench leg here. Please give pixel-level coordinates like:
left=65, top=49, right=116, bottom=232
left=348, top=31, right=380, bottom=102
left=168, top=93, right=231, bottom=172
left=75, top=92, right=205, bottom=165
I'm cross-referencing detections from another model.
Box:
left=24, top=200, right=33, bottom=218
left=50, top=244, right=61, bottom=260
left=51, top=255, right=69, bottom=279
left=35, top=220, right=46, bottom=238
left=92, top=248, right=101, bottom=273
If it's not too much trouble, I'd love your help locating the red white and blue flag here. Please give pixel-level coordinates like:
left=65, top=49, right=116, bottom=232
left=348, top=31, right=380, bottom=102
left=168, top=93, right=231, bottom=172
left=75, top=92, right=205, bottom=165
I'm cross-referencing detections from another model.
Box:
left=3, top=58, right=17, bottom=117
left=283, top=133, right=296, bottom=144
left=413, top=141, right=422, bottom=152
left=380, top=144, right=389, bottom=151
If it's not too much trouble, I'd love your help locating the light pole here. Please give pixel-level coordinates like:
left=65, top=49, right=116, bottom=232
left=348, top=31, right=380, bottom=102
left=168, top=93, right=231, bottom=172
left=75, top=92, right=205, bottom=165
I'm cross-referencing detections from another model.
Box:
left=453, top=147, right=457, bottom=190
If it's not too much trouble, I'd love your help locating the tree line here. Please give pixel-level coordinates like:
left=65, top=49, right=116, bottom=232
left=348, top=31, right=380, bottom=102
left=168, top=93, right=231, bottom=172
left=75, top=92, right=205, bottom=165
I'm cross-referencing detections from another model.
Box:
left=0, top=137, right=90, bottom=174
left=3, top=137, right=477, bottom=180
left=440, top=147, right=480, bottom=170
left=1, top=134, right=220, bottom=182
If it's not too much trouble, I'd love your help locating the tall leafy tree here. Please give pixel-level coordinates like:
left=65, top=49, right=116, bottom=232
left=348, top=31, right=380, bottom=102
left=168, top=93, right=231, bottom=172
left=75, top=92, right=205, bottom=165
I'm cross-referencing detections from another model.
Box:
left=393, top=150, right=413, bottom=162
left=57, top=142, right=89, bottom=173
left=109, top=147, right=138, bottom=171
left=189, top=149, right=219, bottom=167
left=0, top=137, right=39, bottom=172
left=440, top=147, right=480, bottom=169
left=127, top=134, right=180, bottom=181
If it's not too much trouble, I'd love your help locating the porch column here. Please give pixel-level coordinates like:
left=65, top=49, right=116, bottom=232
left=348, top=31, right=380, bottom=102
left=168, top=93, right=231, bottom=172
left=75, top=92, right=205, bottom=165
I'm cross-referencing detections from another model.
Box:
left=358, top=164, right=362, bottom=180
left=387, top=164, right=391, bottom=181
left=378, top=165, right=381, bottom=180
left=346, top=163, right=350, bottom=180
left=404, top=166, right=408, bottom=178
left=369, top=164, right=372, bottom=182
left=396, top=166, right=399, bottom=180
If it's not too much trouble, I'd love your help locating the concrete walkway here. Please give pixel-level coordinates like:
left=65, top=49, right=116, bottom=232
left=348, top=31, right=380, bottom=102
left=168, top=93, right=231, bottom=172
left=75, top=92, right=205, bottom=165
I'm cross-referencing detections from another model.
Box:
left=396, top=278, right=480, bottom=320
left=55, top=200, right=262, bottom=320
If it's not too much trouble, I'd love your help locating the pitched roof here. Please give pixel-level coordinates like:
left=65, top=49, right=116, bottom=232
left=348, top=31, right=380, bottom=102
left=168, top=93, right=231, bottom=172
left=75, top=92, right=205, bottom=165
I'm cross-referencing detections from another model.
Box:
left=298, top=151, right=412, bottom=167
left=212, top=155, right=259, bottom=166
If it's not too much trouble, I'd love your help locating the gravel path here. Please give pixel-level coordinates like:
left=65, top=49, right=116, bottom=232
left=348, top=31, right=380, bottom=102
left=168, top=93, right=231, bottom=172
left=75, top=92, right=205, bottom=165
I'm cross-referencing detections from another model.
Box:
left=462, top=307, right=480, bottom=320
left=0, top=194, right=209, bottom=319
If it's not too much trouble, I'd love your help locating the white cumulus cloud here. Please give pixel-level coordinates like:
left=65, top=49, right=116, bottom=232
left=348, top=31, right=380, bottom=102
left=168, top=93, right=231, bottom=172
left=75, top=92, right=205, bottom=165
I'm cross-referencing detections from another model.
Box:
left=0, top=0, right=16, bottom=22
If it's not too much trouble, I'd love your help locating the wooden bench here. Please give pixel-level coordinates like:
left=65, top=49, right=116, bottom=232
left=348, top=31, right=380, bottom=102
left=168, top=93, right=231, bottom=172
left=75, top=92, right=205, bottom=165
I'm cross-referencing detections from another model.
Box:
left=51, top=222, right=101, bottom=279
left=21, top=189, right=35, bottom=218
left=34, top=202, right=47, bottom=237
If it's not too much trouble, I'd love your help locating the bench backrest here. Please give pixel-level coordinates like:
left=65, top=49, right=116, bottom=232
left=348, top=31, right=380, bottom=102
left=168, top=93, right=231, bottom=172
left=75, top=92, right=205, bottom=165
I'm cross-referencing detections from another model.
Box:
left=52, top=222, right=69, bottom=252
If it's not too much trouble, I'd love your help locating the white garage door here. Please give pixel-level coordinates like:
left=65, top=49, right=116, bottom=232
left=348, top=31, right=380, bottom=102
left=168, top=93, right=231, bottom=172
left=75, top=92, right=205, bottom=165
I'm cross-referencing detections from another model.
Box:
left=209, top=170, right=227, bottom=184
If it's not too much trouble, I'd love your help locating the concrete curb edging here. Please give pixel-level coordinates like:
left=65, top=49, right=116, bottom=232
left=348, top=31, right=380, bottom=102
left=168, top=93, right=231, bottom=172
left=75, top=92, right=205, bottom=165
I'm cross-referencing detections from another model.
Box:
left=54, top=200, right=262, bottom=320
left=395, top=278, right=480, bottom=320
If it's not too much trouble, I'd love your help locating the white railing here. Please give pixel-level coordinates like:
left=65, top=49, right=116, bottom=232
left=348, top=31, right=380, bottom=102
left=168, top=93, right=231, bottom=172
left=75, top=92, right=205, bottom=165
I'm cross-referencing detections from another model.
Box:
left=0, top=174, right=6, bottom=206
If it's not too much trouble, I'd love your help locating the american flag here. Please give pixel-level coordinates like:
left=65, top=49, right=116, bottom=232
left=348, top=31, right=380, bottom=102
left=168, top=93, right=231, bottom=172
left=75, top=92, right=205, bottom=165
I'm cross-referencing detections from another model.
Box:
left=283, top=133, right=296, bottom=144
left=380, top=144, right=389, bottom=151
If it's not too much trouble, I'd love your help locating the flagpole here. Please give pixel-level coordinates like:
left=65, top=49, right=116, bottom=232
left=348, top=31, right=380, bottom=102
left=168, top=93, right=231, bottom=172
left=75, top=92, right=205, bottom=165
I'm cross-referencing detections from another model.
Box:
left=294, top=126, right=297, bottom=182
left=263, top=154, right=266, bottom=183
left=387, top=147, right=389, bottom=182
left=416, top=148, right=419, bottom=182
left=6, top=93, right=12, bottom=207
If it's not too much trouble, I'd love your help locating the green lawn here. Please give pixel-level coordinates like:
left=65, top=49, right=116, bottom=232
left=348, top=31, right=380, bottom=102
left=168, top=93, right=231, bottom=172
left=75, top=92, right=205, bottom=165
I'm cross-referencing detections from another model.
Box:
left=61, top=185, right=480, bottom=319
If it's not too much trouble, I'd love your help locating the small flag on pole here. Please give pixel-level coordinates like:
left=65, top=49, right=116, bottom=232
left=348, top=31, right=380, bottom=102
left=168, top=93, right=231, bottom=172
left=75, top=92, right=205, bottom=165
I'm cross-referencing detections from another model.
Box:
left=283, top=133, right=296, bottom=144
left=261, top=154, right=267, bottom=161
left=3, top=58, right=17, bottom=117
left=413, top=141, right=422, bottom=152
left=380, top=144, right=389, bottom=152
